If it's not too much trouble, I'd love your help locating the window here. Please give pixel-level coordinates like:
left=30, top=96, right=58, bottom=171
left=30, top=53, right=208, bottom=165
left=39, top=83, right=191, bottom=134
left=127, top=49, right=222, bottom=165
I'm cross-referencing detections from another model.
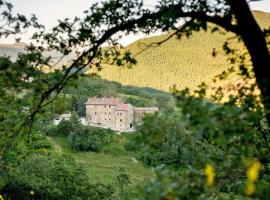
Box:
left=105, top=112, right=106, bottom=114
left=109, top=112, right=111, bottom=115
left=104, top=105, right=106, bottom=108
left=109, top=105, right=111, bottom=108
left=95, top=112, right=97, bottom=115
left=105, top=118, right=107, bottom=120
left=120, top=119, right=122, bottom=122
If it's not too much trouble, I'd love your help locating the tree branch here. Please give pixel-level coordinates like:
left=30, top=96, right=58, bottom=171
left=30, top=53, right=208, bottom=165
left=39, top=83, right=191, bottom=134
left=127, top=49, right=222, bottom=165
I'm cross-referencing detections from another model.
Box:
left=22, top=2, right=240, bottom=146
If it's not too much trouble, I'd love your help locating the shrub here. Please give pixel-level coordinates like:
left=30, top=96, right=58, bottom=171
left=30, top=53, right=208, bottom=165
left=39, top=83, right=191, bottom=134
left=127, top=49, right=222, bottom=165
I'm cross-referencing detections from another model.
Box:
left=68, top=127, right=115, bottom=152
left=47, top=114, right=81, bottom=136
left=114, top=167, right=134, bottom=200
left=127, top=112, right=211, bottom=168
left=31, top=133, right=52, bottom=150
left=1, top=155, right=115, bottom=200
left=43, top=123, right=58, bottom=136
left=56, top=120, right=78, bottom=136
left=102, top=134, right=132, bottom=156
left=32, top=140, right=51, bottom=150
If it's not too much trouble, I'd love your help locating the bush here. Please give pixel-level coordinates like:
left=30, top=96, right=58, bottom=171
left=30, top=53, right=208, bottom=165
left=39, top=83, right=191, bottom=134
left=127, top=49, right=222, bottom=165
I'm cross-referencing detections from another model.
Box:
left=31, top=133, right=52, bottom=150
left=126, top=112, right=211, bottom=168
left=114, top=167, right=134, bottom=200
left=46, top=114, right=81, bottom=136
left=102, top=134, right=133, bottom=156
left=68, top=127, right=115, bottom=152
left=44, top=124, right=58, bottom=136
left=32, top=140, right=51, bottom=150
left=124, top=142, right=137, bottom=152
left=1, top=155, right=115, bottom=200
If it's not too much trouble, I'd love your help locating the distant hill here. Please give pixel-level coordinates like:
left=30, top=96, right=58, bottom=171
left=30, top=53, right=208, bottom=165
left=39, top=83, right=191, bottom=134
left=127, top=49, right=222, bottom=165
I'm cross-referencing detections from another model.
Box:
left=97, top=11, right=270, bottom=91
left=0, top=43, right=75, bottom=64
left=0, top=43, right=25, bottom=60
left=1, top=11, right=269, bottom=91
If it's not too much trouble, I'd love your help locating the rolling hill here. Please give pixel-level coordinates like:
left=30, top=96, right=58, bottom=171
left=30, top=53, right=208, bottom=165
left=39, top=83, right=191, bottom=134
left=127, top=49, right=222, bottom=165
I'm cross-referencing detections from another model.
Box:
left=0, top=11, right=269, bottom=91
left=0, top=43, right=25, bottom=60
left=97, top=11, right=270, bottom=91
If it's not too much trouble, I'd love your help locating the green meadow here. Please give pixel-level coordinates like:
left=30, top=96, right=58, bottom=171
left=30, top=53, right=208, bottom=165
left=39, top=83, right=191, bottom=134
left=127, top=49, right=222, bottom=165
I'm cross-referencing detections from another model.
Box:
left=50, top=135, right=152, bottom=185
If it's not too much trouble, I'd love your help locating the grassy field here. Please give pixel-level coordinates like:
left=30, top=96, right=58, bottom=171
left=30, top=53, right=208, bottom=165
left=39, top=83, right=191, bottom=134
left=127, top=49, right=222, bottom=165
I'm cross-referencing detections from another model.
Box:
left=96, top=11, right=270, bottom=91
left=72, top=152, right=151, bottom=184
left=50, top=135, right=152, bottom=185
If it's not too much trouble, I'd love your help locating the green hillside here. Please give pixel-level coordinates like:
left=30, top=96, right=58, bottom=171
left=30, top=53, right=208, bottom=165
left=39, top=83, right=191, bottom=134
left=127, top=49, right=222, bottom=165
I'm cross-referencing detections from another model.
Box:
left=50, top=135, right=152, bottom=184
left=0, top=11, right=269, bottom=91
left=97, top=11, right=270, bottom=91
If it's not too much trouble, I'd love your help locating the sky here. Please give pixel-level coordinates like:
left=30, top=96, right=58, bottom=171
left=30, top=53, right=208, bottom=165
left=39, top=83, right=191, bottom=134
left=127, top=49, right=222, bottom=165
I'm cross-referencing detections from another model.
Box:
left=1, top=0, right=270, bottom=46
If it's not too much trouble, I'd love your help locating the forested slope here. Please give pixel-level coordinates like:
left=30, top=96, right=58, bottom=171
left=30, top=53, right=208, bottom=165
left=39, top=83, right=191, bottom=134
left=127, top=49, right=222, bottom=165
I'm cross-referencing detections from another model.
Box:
left=0, top=11, right=269, bottom=91
left=98, top=11, right=270, bottom=91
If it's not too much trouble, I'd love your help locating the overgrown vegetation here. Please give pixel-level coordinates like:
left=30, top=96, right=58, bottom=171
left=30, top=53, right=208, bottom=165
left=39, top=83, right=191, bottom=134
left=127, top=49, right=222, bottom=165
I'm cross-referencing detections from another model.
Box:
left=125, top=79, right=270, bottom=198
left=2, top=155, right=114, bottom=200
left=68, top=126, right=115, bottom=152
left=1, top=0, right=270, bottom=199
left=126, top=113, right=212, bottom=168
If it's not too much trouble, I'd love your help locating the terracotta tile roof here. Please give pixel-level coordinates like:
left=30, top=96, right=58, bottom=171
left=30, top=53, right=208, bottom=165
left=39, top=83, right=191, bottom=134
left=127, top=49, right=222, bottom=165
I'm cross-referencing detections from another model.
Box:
left=115, top=103, right=130, bottom=111
left=85, top=97, right=123, bottom=105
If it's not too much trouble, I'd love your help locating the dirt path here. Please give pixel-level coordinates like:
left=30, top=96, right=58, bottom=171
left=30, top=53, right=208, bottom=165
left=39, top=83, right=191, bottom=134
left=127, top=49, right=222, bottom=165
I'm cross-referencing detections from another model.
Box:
left=46, top=136, right=63, bottom=154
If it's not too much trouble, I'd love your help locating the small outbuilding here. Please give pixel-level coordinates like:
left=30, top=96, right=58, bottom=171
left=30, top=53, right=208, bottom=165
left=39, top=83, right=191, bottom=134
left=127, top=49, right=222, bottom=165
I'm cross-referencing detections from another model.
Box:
left=53, top=113, right=72, bottom=125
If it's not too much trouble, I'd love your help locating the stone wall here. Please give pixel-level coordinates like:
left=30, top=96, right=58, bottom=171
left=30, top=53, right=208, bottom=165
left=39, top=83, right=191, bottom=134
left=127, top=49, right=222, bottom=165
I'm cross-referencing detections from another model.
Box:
left=134, top=107, right=159, bottom=124
left=86, top=104, right=117, bottom=129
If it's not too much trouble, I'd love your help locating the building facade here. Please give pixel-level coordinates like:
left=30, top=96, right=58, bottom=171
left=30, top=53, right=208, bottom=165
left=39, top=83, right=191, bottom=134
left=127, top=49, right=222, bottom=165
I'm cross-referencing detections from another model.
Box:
left=85, top=97, right=159, bottom=131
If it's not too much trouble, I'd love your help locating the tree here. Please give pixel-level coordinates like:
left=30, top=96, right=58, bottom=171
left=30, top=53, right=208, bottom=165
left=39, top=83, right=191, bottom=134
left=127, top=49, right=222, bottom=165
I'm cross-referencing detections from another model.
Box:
left=151, top=0, right=270, bottom=126
left=1, top=0, right=270, bottom=198
left=115, top=167, right=133, bottom=200
left=1, top=0, right=269, bottom=151
left=1, top=155, right=115, bottom=200
left=27, top=0, right=270, bottom=126
left=228, top=0, right=270, bottom=124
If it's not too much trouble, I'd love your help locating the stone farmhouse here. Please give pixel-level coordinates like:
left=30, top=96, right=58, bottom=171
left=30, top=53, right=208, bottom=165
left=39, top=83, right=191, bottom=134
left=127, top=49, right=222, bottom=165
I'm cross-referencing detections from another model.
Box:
left=85, top=97, right=159, bottom=131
